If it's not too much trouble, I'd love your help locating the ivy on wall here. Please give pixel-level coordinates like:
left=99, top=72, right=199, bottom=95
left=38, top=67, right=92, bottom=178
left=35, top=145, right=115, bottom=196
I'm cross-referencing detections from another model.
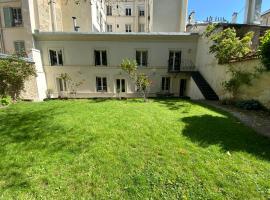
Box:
left=259, top=30, right=270, bottom=71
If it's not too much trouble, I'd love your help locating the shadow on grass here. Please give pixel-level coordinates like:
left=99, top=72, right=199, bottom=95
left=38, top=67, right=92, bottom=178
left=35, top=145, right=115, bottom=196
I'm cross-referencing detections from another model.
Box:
left=153, top=98, right=192, bottom=112
left=0, top=105, right=74, bottom=190
left=182, top=114, right=270, bottom=161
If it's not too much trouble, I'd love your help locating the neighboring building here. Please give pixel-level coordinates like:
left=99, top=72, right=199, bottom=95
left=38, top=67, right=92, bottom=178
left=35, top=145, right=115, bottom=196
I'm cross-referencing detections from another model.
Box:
left=105, top=0, right=188, bottom=33
left=261, top=9, right=270, bottom=26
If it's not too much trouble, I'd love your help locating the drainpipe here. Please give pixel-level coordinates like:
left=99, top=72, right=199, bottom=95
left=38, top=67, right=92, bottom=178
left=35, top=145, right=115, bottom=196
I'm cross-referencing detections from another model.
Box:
left=0, top=11, right=6, bottom=53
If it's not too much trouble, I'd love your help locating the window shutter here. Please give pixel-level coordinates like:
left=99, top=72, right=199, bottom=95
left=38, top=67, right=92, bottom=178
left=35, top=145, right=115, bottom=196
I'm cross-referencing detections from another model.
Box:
left=4, top=7, right=13, bottom=27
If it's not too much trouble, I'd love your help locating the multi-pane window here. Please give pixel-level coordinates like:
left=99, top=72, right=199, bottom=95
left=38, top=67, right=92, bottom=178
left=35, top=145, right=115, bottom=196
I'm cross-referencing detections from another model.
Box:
left=96, top=77, right=107, bottom=92
left=94, top=50, right=107, bottom=66
left=161, top=77, right=171, bottom=91
left=116, top=79, right=126, bottom=93
left=49, top=49, right=63, bottom=66
left=107, top=5, right=112, bottom=16
left=14, top=41, right=25, bottom=55
left=139, top=24, right=145, bottom=32
left=57, top=78, right=67, bottom=92
left=125, top=24, right=132, bottom=32
left=168, top=51, right=181, bottom=71
left=139, top=9, right=145, bottom=16
left=136, top=50, right=148, bottom=66
left=125, top=8, right=132, bottom=16
left=107, top=24, right=113, bottom=32
left=4, top=7, right=23, bottom=27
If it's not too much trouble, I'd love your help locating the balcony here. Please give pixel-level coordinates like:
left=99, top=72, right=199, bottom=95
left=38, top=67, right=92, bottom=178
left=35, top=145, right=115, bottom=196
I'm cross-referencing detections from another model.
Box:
left=168, top=59, right=196, bottom=73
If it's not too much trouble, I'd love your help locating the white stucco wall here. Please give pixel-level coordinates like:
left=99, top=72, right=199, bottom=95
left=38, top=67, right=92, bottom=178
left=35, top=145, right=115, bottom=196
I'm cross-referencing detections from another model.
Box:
left=35, top=34, right=198, bottom=98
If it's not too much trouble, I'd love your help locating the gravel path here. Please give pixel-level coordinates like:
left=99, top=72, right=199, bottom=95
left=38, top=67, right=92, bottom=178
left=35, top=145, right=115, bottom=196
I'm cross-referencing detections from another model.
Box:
left=199, top=100, right=270, bottom=138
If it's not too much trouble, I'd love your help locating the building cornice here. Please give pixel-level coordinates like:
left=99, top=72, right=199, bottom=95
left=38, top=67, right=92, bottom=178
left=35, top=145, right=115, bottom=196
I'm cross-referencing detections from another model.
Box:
left=33, top=31, right=199, bottom=42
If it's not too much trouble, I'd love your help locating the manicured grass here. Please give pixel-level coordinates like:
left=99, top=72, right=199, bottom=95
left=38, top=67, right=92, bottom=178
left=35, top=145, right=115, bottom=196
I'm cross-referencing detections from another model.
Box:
left=0, top=99, right=270, bottom=199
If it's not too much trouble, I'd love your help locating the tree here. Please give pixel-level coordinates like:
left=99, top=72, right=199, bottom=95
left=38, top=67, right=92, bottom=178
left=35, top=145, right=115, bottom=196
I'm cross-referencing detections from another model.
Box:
left=0, top=55, right=36, bottom=100
left=58, top=73, right=84, bottom=97
left=204, top=24, right=254, bottom=64
left=120, top=58, right=151, bottom=101
left=259, top=30, right=270, bottom=71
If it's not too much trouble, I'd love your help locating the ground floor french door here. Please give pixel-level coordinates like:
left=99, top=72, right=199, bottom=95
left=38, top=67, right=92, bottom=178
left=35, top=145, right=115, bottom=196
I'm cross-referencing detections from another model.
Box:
left=116, top=79, right=126, bottom=93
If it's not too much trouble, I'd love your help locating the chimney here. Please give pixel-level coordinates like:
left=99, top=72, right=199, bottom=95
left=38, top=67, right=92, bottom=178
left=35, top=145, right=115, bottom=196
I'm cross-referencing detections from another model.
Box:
left=72, top=17, right=80, bottom=32
left=231, top=12, right=238, bottom=24
left=244, top=0, right=262, bottom=25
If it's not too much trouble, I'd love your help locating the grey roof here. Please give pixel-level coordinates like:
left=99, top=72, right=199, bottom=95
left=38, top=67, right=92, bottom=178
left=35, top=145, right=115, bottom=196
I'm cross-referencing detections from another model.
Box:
left=0, top=53, right=34, bottom=63
left=261, top=9, right=270, bottom=16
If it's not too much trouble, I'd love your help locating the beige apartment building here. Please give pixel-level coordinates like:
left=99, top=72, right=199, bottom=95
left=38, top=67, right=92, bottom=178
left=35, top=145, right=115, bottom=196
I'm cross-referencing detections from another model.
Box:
left=261, top=9, right=270, bottom=26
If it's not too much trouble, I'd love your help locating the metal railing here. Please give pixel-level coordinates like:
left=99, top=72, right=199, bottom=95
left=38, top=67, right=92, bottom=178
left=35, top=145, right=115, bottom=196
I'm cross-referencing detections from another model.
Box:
left=168, top=59, right=196, bottom=72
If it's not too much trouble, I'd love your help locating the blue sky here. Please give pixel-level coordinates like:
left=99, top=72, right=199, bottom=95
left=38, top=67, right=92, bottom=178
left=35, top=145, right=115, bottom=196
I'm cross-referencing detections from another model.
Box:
left=188, top=0, right=270, bottom=23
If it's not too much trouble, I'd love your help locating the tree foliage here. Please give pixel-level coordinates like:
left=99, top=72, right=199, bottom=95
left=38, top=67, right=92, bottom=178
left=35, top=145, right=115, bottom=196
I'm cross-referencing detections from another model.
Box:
left=259, top=30, right=270, bottom=71
left=204, top=24, right=254, bottom=64
left=0, top=56, right=36, bottom=100
left=120, top=59, right=151, bottom=101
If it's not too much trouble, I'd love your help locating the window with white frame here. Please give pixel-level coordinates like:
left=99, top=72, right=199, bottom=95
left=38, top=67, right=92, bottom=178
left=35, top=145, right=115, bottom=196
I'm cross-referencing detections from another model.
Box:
left=94, top=50, right=107, bottom=66
left=125, top=8, right=132, bottom=16
left=96, top=77, right=107, bottom=92
left=168, top=51, right=181, bottom=71
left=57, top=78, right=67, bottom=92
left=116, top=79, right=126, bottom=93
left=107, top=24, right=113, bottom=32
left=139, top=24, right=145, bottom=32
left=139, top=8, right=145, bottom=16
left=161, top=77, right=171, bottom=92
left=14, top=40, right=25, bottom=55
left=4, top=7, right=23, bottom=27
left=125, top=24, right=132, bottom=32
left=107, top=5, right=112, bottom=16
left=136, top=50, right=148, bottom=66
left=49, top=49, right=63, bottom=66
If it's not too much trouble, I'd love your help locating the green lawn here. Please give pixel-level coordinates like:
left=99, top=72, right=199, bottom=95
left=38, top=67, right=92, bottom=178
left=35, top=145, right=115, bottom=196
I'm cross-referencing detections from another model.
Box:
left=0, top=99, right=270, bottom=199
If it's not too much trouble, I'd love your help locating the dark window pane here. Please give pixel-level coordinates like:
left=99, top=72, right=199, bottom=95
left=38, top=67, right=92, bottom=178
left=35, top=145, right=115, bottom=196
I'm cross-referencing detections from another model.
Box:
left=175, top=51, right=181, bottom=69
left=136, top=51, right=140, bottom=65
left=58, top=79, right=63, bottom=91
left=95, top=50, right=101, bottom=66
left=96, top=77, right=102, bottom=91
left=50, top=50, right=57, bottom=66
left=142, top=51, right=147, bottom=66
left=116, top=79, right=120, bottom=92
left=166, top=78, right=170, bottom=90
left=58, top=50, right=63, bottom=65
left=161, top=77, right=165, bottom=91
left=121, top=79, right=125, bottom=92
left=102, top=51, right=107, bottom=66
left=103, top=77, right=107, bottom=92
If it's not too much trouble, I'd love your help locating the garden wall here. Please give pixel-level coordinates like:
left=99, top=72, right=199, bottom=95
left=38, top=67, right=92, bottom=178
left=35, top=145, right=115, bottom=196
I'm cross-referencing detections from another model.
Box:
left=196, top=37, right=270, bottom=109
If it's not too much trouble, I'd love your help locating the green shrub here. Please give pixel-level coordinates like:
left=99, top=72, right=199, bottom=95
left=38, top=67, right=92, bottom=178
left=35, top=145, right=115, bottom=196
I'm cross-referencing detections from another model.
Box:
left=259, top=30, right=270, bottom=70
left=0, top=96, right=12, bottom=106
left=235, top=100, right=264, bottom=110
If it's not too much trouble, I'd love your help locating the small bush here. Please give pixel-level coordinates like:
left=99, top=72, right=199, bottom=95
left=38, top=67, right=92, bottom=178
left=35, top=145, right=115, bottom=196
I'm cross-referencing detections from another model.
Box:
left=0, top=96, right=12, bottom=106
left=235, top=100, right=264, bottom=110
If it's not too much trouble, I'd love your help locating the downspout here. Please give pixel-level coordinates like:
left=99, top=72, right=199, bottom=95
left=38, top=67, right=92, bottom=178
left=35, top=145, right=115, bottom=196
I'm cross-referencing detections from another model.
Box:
left=0, top=11, right=6, bottom=53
